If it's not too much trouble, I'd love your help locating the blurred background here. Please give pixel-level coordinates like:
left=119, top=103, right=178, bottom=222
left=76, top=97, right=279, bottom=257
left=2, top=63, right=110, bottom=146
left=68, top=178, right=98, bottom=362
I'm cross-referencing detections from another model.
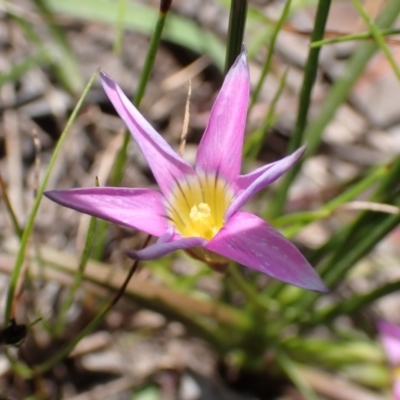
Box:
left=1, top=0, right=400, bottom=399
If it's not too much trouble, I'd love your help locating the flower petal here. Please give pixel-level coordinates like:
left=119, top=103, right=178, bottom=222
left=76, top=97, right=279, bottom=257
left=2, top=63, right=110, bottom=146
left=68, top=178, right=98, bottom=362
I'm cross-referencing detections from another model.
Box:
left=394, top=380, right=400, bottom=400
left=45, top=187, right=168, bottom=237
left=226, top=146, right=305, bottom=219
left=195, top=49, right=250, bottom=182
left=205, top=211, right=327, bottom=292
left=126, top=236, right=206, bottom=260
left=100, top=72, right=195, bottom=195
left=378, top=321, right=400, bottom=365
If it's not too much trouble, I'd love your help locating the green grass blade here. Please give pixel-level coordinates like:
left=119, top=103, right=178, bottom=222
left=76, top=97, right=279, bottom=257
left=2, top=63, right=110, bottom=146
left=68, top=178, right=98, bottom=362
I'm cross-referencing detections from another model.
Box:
left=45, top=0, right=225, bottom=70
left=311, top=28, right=400, bottom=48
left=4, top=70, right=98, bottom=324
left=0, top=52, right=48, bottom=88
left=352, top=0, right=400, bottom=82
left=249, top=0, right=292, bottom=111
left=225, top=0, right=248, bottom=72
left=268, top=0, right=332, bottom=218
left=269, top=0, right=400, bottom=218
left=245, top=69, right=288, bottom=160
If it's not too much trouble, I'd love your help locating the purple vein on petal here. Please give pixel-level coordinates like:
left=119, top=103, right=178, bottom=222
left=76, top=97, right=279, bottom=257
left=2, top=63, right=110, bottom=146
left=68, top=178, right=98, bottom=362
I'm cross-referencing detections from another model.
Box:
left=205, top=211, right=327, bottom=292
left=195, top=49, right=250, bottom=182
left=100, top=71, right=196, bottom=195
left=226, top=146, right=306, bottom=219
left=44, top=187, right=169, bottom=237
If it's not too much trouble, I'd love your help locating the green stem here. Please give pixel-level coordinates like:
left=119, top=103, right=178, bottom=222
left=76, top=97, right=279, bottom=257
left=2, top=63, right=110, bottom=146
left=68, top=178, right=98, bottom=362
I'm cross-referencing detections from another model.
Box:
left=268, top=0, right=331, bottom=218
left=225, top=0, right=248, bottom=73
left=228, top=264, right=269, bottom=314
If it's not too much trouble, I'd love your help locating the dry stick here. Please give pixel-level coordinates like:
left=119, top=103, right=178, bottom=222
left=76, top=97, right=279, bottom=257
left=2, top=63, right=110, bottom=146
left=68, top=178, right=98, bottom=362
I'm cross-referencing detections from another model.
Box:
left=338, top=201, right=399, bottom=214
left=30, top=129, right=41, bottom=198
left=0, top=173, right=24, bottom=321
left=106, top=234, right=152, bottom=310
left=15, top=130, right=42, bottom=320
left=0, top=173, right=23, bottom=238
left=14, top=131, right=42, bottom=318
left=179, top=79, right=192, bottom=157
left=32, top=234, right=153, bottom=376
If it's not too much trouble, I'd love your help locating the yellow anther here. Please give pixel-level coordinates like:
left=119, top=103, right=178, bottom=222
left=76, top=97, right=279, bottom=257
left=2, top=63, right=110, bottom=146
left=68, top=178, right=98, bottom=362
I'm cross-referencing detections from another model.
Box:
left=190, top=203, right=211, bottom=221
left=167, top=173, right=233, bottom=242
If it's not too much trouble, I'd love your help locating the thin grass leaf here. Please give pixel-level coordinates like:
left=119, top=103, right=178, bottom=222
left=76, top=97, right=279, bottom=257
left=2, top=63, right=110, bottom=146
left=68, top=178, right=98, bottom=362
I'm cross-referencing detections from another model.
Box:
left=245, top=69, right=288, bottom=160
left=0, top=52, right=48, bottom=88
left=269, top=0, right=400, bottom=218
left=249, top=0, right=292, bottom=111
left=310, top=279, right=400, bottom=326
left=113, top=0, right=127, bottom=55
left=268, top=0, right=332, bottom=218
left=291, top=201, right=400, bottom=318
left=264, top=164, right=387, bottom=299
left=4, top=70, right=98, bottom=324
left=277, top=351, right=319, bottom=400
left=311, top=28, right=400, bottom=48
left=5, top=12, right=77, bottom=92
left=352, top=0, right=400, bottom=82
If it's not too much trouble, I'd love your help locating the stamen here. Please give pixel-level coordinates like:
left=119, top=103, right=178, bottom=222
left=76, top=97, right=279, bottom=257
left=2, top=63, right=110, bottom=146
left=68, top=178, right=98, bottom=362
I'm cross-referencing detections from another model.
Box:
left=190, top=203, right=211, bottom=221
left=168, top=173, right=233, bottom=241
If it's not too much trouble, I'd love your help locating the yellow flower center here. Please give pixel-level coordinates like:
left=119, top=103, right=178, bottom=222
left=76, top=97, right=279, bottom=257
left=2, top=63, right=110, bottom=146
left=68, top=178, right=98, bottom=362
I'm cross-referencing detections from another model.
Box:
left=166, top=173, right=233, bottom=241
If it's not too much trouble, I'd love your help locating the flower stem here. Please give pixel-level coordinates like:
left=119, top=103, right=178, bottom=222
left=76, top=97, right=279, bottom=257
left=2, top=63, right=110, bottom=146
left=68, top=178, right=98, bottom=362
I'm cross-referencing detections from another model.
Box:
left=228, top=264, right=269, bottom=314
left=225, top=0, right=248, bottom=73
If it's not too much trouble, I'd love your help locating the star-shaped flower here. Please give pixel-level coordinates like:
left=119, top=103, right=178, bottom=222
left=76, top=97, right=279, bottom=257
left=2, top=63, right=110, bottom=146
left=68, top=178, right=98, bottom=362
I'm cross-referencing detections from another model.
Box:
left=45, top=50, right=326, bottom=292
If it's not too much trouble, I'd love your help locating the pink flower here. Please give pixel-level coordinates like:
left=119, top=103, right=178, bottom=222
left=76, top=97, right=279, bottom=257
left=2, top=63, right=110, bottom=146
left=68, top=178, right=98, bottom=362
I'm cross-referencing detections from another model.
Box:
left=45, top=50, right=326, bottom=292
left=378, top=321, right=400, bottom=399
